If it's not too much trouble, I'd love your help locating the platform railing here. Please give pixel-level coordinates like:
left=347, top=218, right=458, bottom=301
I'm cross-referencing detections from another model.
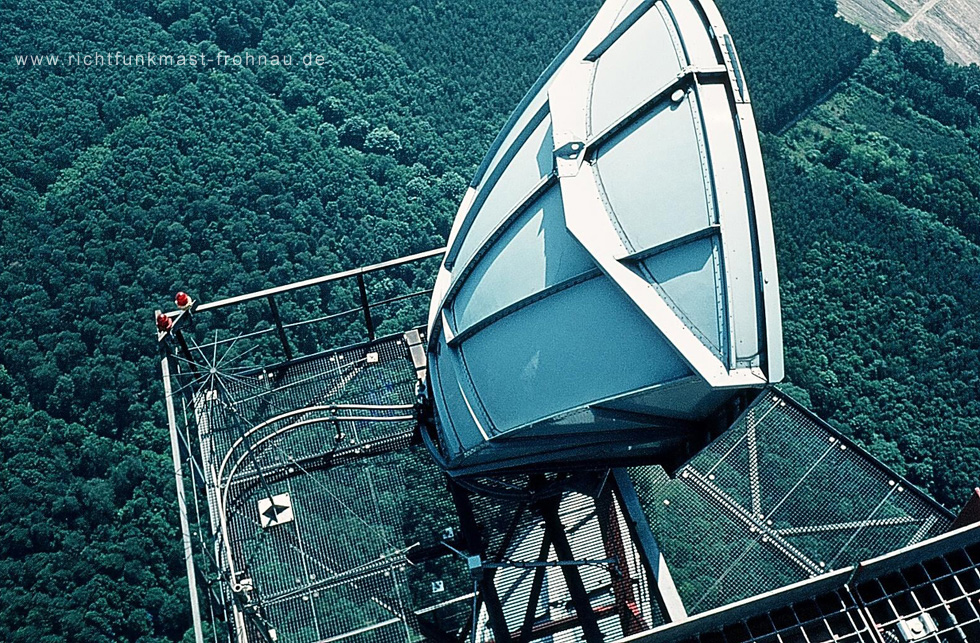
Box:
left=155, top=247, right=445, bottom=364
left=155, top=247, right=446, bottom=643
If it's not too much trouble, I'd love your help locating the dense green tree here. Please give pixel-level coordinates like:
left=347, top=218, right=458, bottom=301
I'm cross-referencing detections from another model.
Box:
left=767, top=40, right=980, bottom=502
left=715, top=0, right=872, bottom=131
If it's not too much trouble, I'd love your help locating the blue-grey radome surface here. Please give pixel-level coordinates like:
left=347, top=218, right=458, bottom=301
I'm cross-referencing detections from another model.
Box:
left=427, top=0, right=783, bottom=473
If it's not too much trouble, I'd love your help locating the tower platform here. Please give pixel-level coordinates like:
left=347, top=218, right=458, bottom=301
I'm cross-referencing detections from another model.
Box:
left=155, top=250, right=968, bottom=643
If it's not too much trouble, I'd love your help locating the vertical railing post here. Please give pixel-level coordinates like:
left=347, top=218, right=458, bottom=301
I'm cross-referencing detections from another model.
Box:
left=356, top=273, right=376, bottom=342
left=612, top=469, right=687, bottom=623
left=266, top=295, right=294, bottom=361
left=162, top=355, right=206, bottom=643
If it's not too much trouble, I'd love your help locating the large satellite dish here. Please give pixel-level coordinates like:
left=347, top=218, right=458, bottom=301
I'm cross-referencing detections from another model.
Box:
left=424, top=0, right=782, bottom=475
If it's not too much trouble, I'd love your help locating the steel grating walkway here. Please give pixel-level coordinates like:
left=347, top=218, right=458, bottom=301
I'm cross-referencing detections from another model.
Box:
left=630, top=390, right=953, bottom=615
left=176, top=332, right=472, bottom=642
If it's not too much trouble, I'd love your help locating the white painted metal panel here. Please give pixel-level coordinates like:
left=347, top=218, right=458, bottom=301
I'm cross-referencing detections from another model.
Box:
left=426, top=0, right=782, bottom=473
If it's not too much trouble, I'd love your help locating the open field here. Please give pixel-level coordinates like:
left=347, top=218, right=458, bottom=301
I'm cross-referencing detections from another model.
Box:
left=837, top=0, right=980, bottom=64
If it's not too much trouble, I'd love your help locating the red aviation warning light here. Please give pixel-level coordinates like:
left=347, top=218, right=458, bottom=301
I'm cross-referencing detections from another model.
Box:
left=156, top=312, right=174, bottom=333
left=175, top=291, right=194, bottom=311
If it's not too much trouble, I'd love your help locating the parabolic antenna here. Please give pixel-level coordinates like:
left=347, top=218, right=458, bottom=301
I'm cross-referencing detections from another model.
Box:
left=425, top=0, right=783, bottom=475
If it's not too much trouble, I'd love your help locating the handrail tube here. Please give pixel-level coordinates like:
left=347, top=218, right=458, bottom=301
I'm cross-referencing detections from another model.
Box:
left=196, top=248, right=445, bottom=313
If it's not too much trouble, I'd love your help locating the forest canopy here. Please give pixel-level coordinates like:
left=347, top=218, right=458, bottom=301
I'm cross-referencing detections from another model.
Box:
left=2, top=0, right=979, bottom=641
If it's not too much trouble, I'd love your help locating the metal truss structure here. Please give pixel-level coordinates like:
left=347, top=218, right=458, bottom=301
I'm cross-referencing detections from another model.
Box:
left=156, top=249, right=972, bottom=643
left=445, top=471, right=685, bottom=642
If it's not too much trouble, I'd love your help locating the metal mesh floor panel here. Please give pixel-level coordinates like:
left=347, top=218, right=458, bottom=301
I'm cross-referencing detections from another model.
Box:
left=176, top=333, right=473, bottom=642
left=679, top=592, right=881, bottom=643
left=631, top=390, right=952, bottom=614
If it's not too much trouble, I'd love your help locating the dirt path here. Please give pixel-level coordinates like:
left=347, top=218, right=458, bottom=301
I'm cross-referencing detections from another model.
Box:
left=837, top=0, right=980, bottom=65
left=898, top=0, right=943, bottom=35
